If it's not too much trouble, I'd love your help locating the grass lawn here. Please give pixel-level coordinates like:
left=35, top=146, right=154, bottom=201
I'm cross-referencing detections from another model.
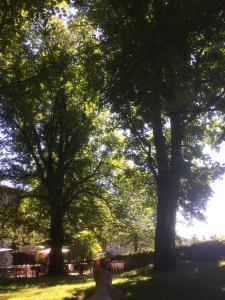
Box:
left=1, top=261, right=225, bottom=300
left=0, top=275, right=95, bottom=300
left=117, top=261, right=225, bottom=300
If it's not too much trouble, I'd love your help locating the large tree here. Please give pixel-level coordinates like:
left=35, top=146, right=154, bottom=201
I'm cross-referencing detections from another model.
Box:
left=77, top=0, right=225, bottom=270
left=0, top=13, right=119, bottom=275
left=0, top=12, right=141, bottom=274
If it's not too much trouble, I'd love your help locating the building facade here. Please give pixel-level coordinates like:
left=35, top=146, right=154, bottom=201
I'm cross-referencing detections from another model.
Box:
left=0, top=185, right=17, bottom=206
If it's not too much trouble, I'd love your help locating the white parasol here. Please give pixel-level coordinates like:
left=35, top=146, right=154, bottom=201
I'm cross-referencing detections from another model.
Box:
left=38, top=248, right=69, bottom=254
left=0, top=248, right=13, bottom=252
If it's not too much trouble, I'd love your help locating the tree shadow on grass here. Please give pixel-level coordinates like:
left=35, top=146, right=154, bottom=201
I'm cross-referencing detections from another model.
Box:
left=1, top=262, right=225, bottom=300
left=0, top=274, right=93, bottom=294
left=115, top=261, right=225, bottom=300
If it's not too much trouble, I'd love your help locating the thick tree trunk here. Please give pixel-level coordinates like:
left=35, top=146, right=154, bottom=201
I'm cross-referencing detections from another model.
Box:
left=152, top=108, right=182, bottom=270
left=154, top=173, right=178, bottom=270
left=47, top=195, right=65, bottom=276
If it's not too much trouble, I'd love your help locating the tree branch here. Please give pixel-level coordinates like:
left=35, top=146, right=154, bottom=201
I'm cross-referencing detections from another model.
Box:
left=183, top=89, right=225, bottom=126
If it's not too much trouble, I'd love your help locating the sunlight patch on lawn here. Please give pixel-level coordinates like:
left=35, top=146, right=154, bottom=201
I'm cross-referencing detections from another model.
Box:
left=0, top=280, right=95, bottom=300
left=218, top=260, right=225, bottom=267
left=113, top=275, right=151, bottom=285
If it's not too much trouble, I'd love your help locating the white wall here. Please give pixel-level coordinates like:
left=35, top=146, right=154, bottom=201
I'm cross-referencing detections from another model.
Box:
left=104, top=243, right=133, bottom=256
left=0, top=238, right=13, bottom=266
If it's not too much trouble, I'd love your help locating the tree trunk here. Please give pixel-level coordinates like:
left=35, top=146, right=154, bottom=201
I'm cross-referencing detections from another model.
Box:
left=152, top=108, right=182, bottom=270
left=154, top=173, right=178, bottom=270
left=47, top=195, right=64, bottom=276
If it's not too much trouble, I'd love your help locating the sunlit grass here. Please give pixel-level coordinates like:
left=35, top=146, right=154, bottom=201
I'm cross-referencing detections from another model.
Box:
left=1, top=262, right=225, bottom=300
left=0, top=276, right=95, bottom=300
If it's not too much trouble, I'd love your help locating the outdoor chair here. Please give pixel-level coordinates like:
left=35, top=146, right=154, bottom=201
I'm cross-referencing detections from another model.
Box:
left=110, top=260, right=125, bottom=273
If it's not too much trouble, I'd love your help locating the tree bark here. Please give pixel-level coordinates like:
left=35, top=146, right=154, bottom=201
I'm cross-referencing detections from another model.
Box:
left=47, top=194, right=65, bottom=276
left=153, top=107, right=182, bottom=270
left=154, top=173, right=178, bottom=270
